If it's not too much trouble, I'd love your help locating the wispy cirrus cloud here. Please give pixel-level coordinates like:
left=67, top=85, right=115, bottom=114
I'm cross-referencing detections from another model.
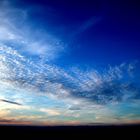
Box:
left=0, top=0, right=65, bottom=62
left=73, top=16, right=101, bottom=36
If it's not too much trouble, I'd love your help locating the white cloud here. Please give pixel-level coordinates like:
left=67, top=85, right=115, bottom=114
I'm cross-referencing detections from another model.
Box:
left=0, top=109, right=11, bottom=117
left=0, top=42, right=138, bottom=107
left=0, top=1, right=64, bottom=62
left=40, top=108, right=60, bottom=116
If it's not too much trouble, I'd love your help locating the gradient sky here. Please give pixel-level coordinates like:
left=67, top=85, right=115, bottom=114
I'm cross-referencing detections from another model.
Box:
left=0, top=0, right=140, bottom=125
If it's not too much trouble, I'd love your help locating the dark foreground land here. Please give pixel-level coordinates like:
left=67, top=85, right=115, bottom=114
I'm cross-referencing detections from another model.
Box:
left=0, top=125, right=140, bottom=140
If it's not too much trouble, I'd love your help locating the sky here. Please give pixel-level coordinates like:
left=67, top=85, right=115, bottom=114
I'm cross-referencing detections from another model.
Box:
left=0, top=0, right=140, bottom=125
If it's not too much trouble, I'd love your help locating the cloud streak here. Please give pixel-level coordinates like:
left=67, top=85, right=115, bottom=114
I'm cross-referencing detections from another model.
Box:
left=0, top=99, right=22, bottom=106
left=75, top=16, right=101, bottom=35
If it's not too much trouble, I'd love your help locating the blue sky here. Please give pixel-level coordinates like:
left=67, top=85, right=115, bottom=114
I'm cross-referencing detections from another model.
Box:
left=0, top=0, right=140, bottom=125
left=17, top=0, right=140, bottom=67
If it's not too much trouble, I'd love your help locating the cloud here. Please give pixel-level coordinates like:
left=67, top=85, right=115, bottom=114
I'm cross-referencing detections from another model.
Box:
left=68, top=106, right=81, bottom=110
left=61, top=64, right=140, bottom=105
left=0, top=43, right=139, bottom=107
left=1, top=1, right=139, bottom=107
left=77, top=16, right=101, bottom=34
left=0, top=99, right=22, bottom=105
left=0, top=1, right=64, bottom=62
left=40, top=108, right=60, bottom=116
left=0, top=0, right=140, bottom=125
left=0, top=110, right=11, bottom=117
left=0, top=118, right=34, bottom=125
left=70, top=16, right=101, bottom=39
